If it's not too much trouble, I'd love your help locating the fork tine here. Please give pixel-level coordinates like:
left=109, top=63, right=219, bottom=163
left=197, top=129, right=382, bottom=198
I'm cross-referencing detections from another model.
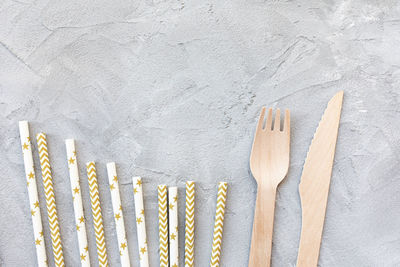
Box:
left=265, top=108, right=273, bottom=130
left=256, top=107, right=266, bottom=131
left=284, top=109, right=290, bottom=132
left=274, top=109, right=281, bottom=131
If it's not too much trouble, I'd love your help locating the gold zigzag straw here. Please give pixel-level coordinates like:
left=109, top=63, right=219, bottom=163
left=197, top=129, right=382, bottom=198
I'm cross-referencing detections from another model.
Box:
left=185, top=181, right=195, bottom=267
left=19, top=122, right=48, bottom=267
left=158, top=185, right=169, bottom=267
left=210, top=182, right=228, bottom=267
left=87, top=162, right=108, bottom=267
left=36, top=133, right=65, bottom=267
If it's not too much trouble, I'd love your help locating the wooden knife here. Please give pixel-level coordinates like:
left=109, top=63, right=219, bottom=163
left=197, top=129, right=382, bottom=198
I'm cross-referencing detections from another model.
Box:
left=296, top=91, right=344, bottom=267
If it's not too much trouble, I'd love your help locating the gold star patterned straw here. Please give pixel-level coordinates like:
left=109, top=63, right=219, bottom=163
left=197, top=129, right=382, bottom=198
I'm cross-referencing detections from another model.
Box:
left=87, top=162, right=108, bottom=267
left=185, top=181, right=195, bottom=267
left=210, top=182, right=228, bottom=267
left=19, top=121, right=48, bottom=267
left=158, top=185, right=169, bottom=267
left=133, top=177, right=149, bottom=267
left=169, top=186, right=179, bottom=267
left=107, top=163, right=131, bottom=267
left=65, top=139, right=90, bottom=266
left=36, top=133, right=65, bottom=267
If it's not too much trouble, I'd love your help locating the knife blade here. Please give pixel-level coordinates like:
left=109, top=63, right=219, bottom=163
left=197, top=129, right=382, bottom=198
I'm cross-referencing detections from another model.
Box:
left=296, top=91, right=344, bottom=267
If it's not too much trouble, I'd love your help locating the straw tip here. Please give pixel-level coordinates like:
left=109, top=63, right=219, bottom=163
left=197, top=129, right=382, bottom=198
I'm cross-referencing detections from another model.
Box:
left=168, top=186, right=178, bottom=192
left=106, top=162, right=116, bottom=168
left=65, top=138, right=75, bottom=143
left=18, top=121, right=28, bottom=129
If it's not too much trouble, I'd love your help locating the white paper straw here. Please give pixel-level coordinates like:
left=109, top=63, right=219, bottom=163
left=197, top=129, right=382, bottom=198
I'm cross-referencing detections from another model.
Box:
left=19, top=121, right=48, bottom=267
left=65, top=139, right=90, bottom=266
left=133, top=177, right=149, bottom=267
left=169, top=186, right=179, bottom=267
left=107, top=162, right=131, bottom=267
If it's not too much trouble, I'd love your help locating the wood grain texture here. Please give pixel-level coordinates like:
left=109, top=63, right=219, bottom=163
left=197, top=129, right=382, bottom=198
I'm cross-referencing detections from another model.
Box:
left=296, top=91, right=344, bottom=267
left=248, top=108, right=290, bottom=267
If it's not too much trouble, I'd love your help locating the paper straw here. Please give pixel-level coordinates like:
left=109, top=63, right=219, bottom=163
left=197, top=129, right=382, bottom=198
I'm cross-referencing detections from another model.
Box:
left=184, top=181, right=195, bottom=267
left=106, top=162, right=130, bottom=267
left=65, top=139, right=90, bottom=266
left=36, top=133, right=65, bottom=267
left=210, top=182, right=228, bottom=267
left=133, top=177, right=149, bottom=267
left=19, top=121, right=48, bottom=267
left=87, top=162, right=108, bottom=266
left=169, top=187, right=179, bottom=267
left=158, top=185, right=169, bottom=267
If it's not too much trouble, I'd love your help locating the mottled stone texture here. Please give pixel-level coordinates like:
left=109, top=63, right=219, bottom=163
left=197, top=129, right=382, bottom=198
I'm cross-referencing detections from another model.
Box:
left=0, top=0, right=400, bottom=266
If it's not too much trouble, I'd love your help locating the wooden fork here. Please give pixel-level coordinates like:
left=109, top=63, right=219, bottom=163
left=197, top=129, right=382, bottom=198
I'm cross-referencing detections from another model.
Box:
left=248, top=107, right=290, bottom=267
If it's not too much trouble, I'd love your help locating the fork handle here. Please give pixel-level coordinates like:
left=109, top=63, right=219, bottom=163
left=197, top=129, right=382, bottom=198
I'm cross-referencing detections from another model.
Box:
left=248, top=185, right=277, bottom=267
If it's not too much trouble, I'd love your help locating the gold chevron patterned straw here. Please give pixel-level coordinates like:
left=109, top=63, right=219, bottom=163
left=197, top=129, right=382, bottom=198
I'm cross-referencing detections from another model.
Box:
left=210, top=182, right=228, bottom=267
left=65, top=139, right=90, bottom=266
left=36, top=133, right=65, bottom=267
left=19, top=121, right=48, bottom=267
left=133, top=177, right=149, bottom=267
left=107, top=163, right=130, bottom=267
left=87, top=162, right=108, bottom=267
left=169, top=187, right=179, bottom=267
left=185, top=181, right=195, bottom=267
left=158, top=185, right=169, bottom=267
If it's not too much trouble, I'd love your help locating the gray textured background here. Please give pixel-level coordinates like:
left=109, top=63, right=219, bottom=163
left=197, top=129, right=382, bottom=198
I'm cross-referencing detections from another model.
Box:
left=0, top=0, right=400, bottom=266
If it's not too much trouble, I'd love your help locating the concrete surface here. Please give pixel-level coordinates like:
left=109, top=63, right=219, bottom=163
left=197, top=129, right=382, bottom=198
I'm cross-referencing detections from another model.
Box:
left=1, top=0, right=400, bottom=266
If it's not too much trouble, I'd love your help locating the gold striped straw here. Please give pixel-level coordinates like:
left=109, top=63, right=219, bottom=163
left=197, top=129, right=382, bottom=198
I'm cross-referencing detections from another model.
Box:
left=19, top=121, right=48, bottom=267
left=158, top=185, right=169, bottom=267
left=185, top=181, right=195, bottom=267
left=36, top=133, right=65, bottom=267
left=210, top=182, right=228, bottom=267
left=87, top=162, right=108, bottom=266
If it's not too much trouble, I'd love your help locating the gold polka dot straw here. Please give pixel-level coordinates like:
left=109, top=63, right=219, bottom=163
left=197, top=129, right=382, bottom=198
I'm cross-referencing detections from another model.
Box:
left=19, top=121, right=48, bottom=267
left=36, top=133, right=65, bottom=267
left=158, top=185, right=169, bottom=267
left=185, top=181, right=195, bottom=267
left=87, top=162, right=108, bottom=267
left=107, top=162, right=130, bottom=267
left=210, top=182, right=228, bottom=267
left=169, top=187, right=179, bottom=267
left=65, top=139, right=90, bottom=266
left=133, top=177, right=149, bottom=267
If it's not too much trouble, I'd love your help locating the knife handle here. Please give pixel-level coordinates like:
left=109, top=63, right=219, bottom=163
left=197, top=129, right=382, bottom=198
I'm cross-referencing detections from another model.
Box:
left=296, top=183, right=330, bottom=267
left=248, top=185, right=277, bottom=267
